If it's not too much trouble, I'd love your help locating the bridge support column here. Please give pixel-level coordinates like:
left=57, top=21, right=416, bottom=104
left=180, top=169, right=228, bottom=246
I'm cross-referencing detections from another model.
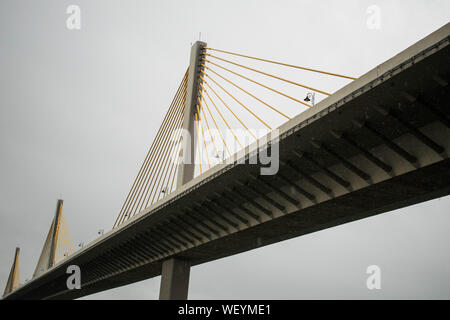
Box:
left=159, top=258, right=190, bottom=300
left=160, top=41, right=205, bottom=301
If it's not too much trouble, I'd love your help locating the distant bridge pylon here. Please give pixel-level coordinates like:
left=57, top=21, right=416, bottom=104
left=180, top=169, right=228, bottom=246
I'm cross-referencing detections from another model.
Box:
left=33, top=199, right=74, bottom=278
left=3, top=247, right=20, bottom=297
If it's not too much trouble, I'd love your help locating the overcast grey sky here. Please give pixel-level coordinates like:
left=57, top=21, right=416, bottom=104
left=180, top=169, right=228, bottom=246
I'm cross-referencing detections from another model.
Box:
left=0, top=0, right=449, bottom=299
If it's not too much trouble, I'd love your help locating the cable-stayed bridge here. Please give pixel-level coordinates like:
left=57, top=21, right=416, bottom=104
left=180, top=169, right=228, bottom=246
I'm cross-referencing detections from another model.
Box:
left=3, top=23, right=450, bottom=300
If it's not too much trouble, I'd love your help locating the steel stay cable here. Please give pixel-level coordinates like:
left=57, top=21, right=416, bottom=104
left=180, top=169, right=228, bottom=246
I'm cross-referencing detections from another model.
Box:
left=62, top=223, right=70, bottom=258
left=63, top=216, right=73, bottom=258
left=115, top=71, right=188, bottom=227
left=203, top=47, right=357, bottom=80
left=126, top=75, right=187, bottom=219
left=198, top=91, right=232, bottom=156
left=203, top=58, right=312, bottom=108
left=125, top=77, right=186, bottom=217
left=149, top=124, right=183, bottom=204
left=168, top=142, right=182, bottom=195
left=59, top=218, right=67, bottom=259
left=197, top=95, right=218, bottom=156
left=194, top=112, right=202, bottom=175
left=199, top=80, right=243, bottom=149
left=66, top=215, right=74, bottom=255
left=197, top=104, right=211, bottom=168
left=202, top=63, right=290, bottom=120
left=201, top=72, right=262, bottom=137
left=160, top=91, right=188, bottom=200
left=204, top=53, right=331, bottom=96
left=202, top=70, right=272, bottom=131
left=162, top=129, right=184, bottom=199
left=159, top=95, right=187, bottom=200
left=135, top=104, right=184, bottom=214
left=135, top=94, right=186, bottom=215
left=139, top=85, right=187, bottom=209
left=117, top=74, right=187, bottom=225
left=147, top=110, right=185, bottom=206
left=116, top=79, right=186, bottom=226
left=143, top=82, right=188, bottom=208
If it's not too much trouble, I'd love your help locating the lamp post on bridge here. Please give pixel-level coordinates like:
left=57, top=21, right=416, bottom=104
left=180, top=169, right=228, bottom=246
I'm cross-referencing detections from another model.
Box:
left=304, top=92, right=315, bottom=106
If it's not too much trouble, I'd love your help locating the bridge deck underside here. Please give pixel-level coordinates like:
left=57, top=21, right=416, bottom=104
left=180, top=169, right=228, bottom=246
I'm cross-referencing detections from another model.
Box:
left=6, top=35, right=450, bottom=300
